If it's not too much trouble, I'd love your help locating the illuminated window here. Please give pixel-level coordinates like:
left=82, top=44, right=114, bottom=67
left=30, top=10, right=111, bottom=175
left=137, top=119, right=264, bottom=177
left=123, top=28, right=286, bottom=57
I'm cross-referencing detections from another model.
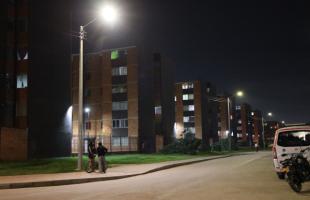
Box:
left=16, top=74, right=27, bottom=88
left=182, top=94, right=194, bottom=100
left=182, top=82, right=194, bottom=89
left=238, top=120, right=242, bottom=124
left=111, top=50, right=119, bottom=60
left=174, top=96, right=177, bottom=101
left=154, top=106, right=162, bottom=115
left=184, top=116, right=195, bottom=122
left=185, top=127, right=195, bottom=134
left=184, top=105, right=194, bottom=111
left=112, top=66, right=127, bottom=76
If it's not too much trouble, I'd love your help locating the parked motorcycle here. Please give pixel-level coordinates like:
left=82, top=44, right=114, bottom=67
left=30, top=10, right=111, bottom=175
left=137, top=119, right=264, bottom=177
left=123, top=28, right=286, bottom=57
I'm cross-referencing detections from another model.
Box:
left=280, top=147, right=310, bottom=193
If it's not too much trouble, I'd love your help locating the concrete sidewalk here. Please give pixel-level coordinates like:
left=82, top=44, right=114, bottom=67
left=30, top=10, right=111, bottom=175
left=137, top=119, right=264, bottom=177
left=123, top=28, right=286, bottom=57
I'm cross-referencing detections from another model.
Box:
left=0, top=155, right=233, bottom=190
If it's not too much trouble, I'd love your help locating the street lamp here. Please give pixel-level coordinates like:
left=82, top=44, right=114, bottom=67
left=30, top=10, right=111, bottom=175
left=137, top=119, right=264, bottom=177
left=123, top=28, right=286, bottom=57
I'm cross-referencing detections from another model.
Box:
left=77, top=4, right=119, bottom=170
left=210, top=90, right=244, bottom=151
left=268, top=112, right=273, bottom=117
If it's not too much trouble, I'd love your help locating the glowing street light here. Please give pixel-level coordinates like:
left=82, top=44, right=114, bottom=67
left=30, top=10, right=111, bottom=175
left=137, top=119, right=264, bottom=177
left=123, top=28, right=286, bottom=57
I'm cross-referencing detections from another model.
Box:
left=268, top=112, right=273, bottom=117
left=99, top=5, right=119, bottom=25
left=77, top=4, right=119, bottom=170
left=236, top=91, right=244, bottom=97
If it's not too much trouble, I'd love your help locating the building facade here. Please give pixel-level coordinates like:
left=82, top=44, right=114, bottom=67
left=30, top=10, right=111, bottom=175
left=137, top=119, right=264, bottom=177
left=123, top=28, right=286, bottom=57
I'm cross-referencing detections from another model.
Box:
left=0, top=0, right=72, bottom=160
left=235, top=103, right=253, bottom=146
left=71, top=46, right=175, bottom=153
left=174, top=80, right=216, bottom=148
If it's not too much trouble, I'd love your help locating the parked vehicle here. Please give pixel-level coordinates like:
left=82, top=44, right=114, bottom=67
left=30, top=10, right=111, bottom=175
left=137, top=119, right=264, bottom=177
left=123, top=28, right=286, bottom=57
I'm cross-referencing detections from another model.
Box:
left=280, top=147, right=310, bottom=192
left=272, top=126, right=310, bottom=179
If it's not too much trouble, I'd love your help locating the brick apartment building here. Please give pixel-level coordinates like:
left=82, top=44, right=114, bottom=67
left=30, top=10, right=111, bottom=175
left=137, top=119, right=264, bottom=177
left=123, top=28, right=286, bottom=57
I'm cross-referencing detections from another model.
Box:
left=174, top=81, right=217, bottom=147
left=235, top=103, right=253, bottom=146
left=0, top=0, right=72, bottom=160
left=71, top=46, right=175, bottom=153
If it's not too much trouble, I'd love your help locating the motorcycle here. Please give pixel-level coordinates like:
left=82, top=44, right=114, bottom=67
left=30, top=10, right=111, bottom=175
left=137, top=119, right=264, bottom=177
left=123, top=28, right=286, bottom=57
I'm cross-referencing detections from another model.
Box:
left=280, top=147, right=310, bottom=193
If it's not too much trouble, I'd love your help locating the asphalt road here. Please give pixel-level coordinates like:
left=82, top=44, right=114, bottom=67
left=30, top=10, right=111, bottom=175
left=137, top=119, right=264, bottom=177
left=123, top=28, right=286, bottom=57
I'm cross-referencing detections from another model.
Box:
left=1, top=151, right=309, bottom=200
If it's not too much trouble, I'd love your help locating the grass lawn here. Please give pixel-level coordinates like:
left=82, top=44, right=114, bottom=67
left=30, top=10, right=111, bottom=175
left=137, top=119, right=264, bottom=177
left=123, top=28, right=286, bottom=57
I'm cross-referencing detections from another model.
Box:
left=0, top=152, right=227, bottom=176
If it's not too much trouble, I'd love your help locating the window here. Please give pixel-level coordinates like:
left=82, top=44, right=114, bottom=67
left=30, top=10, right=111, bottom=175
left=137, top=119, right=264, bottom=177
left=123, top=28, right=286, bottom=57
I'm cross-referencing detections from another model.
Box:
left=154, top=106, right=162, bottom=115
left=236, top=106, right=241, bottom=110
left=16, top=74, right=27, bottom=88
left=85, top=88, right=91, bottom=97
left=112, top=101, right=128, bottom=110
left=112, top=119, right=128, bottom=128
left=174, top=96, right=177, bottom=102
left=182, top=94, right=194, bottom=100
left=85, top=72, right=91, bottom=80
left=185, top=127, right=195, bottom=134
left=238, top=120, right=242, bottom=124
left=182, top=82, right=194, bottom=89
left=111, top=50, right=119, bottom=60
left=184, top=116, right=195, bottom=122
left=112, top=66, right=127, bottom=76
left=184, top=105, right=194, bottom=111
left=17, top=49, right=28, bottom=61
left=112, top=84, right=127, bottom=93
left=278, top=131, right=310, bottom=147
left=85, top=122, right=91, bottom=130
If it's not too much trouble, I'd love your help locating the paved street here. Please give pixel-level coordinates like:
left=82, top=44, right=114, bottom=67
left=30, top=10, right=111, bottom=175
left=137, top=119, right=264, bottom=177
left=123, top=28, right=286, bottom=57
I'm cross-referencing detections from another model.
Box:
left=1, top=152, right=309, bottom=200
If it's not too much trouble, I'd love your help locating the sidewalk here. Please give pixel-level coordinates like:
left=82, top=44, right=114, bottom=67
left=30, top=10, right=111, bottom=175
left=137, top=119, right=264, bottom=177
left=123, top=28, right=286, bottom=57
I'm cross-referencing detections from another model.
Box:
left=0, top=154, right=232, bottom=189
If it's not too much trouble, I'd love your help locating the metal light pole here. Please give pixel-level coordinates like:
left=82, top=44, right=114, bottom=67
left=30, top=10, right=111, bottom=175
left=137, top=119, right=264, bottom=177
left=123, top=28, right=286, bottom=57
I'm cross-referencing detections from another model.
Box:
left=77, top=25, right=85, bottom=170
left=227, top=97, right=231, bottom=151
left=76, top=4, right=119, bottom=170
left=261, top=117, right=265, bottom=150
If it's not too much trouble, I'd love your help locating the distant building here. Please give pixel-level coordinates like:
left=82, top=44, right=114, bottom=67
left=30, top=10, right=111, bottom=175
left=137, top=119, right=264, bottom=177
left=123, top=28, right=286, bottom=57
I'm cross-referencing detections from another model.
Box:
left=174, top=80, right=216, bottom=148
left=215, top=95, right=238, bottom=149
left=0, top=0, right=71, bottom=160
left=264, top=121, right=284, bottom=146
left=71, top=46, right=175, bottom=153
left=252, top=110, right=263, bottom=146
left=235, top=103, right=253, bottom=146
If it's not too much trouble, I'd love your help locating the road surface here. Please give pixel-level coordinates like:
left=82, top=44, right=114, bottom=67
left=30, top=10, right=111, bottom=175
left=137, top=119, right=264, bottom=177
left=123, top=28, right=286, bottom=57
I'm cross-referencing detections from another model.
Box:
left=1, top=151, right=309, bottom=200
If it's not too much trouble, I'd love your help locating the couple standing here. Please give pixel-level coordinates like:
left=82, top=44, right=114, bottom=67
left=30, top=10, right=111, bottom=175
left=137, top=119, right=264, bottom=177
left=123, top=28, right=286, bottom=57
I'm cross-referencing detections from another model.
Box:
left=87, top=141, right=108, bottom=173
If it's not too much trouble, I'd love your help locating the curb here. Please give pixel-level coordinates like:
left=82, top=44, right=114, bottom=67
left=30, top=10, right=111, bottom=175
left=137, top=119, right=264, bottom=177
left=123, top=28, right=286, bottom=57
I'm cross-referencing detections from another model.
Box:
left=0, top=154, right=232, bottom=190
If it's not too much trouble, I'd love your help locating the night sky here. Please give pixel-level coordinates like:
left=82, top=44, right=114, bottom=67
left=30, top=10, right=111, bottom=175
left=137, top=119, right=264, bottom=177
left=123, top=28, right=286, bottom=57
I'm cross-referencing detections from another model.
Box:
left=73, top=0, right=310, bottom=123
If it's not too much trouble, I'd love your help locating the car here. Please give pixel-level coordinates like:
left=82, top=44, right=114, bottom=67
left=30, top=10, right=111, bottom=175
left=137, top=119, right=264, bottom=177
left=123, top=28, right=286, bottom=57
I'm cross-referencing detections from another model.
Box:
left=272, top=125, right=310, bottom=179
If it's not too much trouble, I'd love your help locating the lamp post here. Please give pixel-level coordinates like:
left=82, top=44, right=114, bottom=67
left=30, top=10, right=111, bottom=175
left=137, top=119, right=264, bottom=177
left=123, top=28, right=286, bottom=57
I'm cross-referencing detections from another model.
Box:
left=210, top=90, right=243, bottom=151
left=77, top=4, right=119, bottom=170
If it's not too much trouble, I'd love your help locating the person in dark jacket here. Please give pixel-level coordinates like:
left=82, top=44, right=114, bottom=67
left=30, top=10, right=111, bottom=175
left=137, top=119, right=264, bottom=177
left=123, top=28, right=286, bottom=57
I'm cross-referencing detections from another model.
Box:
left=87, top=141, right=96, bottom=173
left=97, top=142, right=108, bottom=173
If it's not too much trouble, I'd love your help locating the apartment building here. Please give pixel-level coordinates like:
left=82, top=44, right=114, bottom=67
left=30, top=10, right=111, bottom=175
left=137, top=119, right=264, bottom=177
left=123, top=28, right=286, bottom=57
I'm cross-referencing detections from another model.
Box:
left=71, top=46, right=175, bottom=153
left=174, top=80, right=216, bottom=147
left=0, top=0, right=72, bottom=160
left=235, top=103, right=253, bottom=146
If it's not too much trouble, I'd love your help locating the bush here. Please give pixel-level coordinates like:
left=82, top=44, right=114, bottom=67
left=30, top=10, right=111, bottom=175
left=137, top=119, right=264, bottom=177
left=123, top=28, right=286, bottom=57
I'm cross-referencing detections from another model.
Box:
left=161, top=133, right=201, bottom=154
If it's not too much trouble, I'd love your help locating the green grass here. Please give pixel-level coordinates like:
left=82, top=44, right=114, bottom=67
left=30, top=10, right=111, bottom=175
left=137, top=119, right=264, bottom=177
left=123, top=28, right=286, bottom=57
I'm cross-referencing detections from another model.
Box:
left=0, top=153, right=222, bottom=176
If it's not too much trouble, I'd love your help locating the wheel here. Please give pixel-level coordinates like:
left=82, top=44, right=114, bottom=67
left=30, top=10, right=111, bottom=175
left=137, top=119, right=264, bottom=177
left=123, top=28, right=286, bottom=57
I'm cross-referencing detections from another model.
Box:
left=288, top=176, right=302, bottom=193
left=277, top=172, right=285, bottom=180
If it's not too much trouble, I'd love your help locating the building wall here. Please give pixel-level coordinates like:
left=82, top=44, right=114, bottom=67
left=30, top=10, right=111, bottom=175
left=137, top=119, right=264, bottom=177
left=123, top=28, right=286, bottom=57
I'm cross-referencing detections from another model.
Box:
left=0, top=127, right=27, bottom=161
left=194, top=81, right=203, bottom=139
left=71, top=46, right=174, bottom=153
left=175, top=84, right=184, bottom=138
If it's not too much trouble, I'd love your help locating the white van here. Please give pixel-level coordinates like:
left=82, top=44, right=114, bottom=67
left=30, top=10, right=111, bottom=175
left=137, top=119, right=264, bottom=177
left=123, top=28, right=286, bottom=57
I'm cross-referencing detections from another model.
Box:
left=272, top=125, right=310, bottom=179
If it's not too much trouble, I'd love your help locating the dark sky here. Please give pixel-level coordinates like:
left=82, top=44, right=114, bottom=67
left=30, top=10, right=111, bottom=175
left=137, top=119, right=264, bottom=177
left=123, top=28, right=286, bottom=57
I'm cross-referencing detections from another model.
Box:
left=73, top=0, right=310, bottom=123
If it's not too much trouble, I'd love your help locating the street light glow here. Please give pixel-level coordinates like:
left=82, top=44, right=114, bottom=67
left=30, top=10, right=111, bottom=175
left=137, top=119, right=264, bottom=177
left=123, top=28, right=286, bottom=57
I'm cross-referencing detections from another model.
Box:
left=268, top=112, right=273, bottom=117
left=236, top=91, right=244, bottom=97
left=84, top=107, right=90, bottom=113
left=99, top=4, right=119, bottom=25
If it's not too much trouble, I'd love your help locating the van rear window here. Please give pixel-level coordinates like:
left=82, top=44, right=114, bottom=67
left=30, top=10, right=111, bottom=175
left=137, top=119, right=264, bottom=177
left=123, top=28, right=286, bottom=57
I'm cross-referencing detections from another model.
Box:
left=278, top=131, right=310, bottom=147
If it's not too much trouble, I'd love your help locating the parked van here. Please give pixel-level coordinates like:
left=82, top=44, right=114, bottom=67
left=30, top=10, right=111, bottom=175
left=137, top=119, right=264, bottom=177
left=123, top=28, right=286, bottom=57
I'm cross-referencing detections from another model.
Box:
left=272, top=125, right=310, bottom=179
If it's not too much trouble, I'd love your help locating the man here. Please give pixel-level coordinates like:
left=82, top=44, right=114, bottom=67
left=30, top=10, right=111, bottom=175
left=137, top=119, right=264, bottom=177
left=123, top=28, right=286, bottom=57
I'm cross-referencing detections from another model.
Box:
left=97, top=142, right=108, bottom=173
left=87, top=141, right=96, bottom=173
